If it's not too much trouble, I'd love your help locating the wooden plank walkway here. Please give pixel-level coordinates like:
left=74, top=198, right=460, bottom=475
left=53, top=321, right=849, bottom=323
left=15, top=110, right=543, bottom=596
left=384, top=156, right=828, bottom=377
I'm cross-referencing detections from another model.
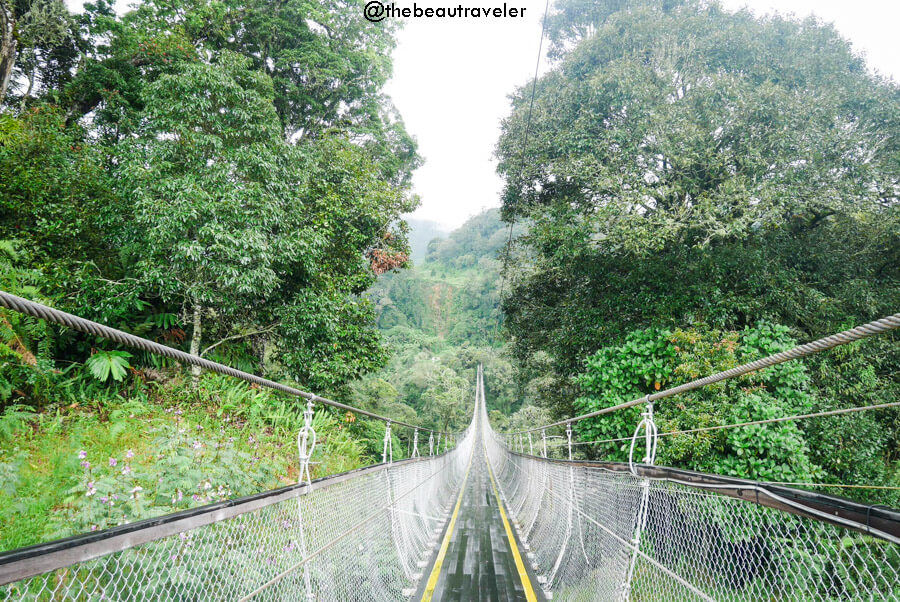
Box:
left=415, top=441, right=544, bottom=602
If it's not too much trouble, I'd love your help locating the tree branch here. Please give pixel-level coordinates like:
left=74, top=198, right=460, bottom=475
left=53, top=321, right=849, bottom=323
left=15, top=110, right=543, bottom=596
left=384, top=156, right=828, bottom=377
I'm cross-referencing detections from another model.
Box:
left=200, top=325, right=278, bottom=357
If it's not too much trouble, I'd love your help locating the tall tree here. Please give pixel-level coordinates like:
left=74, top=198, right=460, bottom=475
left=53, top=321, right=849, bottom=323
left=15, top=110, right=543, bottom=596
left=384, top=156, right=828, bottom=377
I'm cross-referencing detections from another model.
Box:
left=497, top=0, right=900, bottom=389
left=119, top=52, right=302, bottom=383
left=1, top=0, right=421, bottom=393
left=0, top=0, right=79, bottom=107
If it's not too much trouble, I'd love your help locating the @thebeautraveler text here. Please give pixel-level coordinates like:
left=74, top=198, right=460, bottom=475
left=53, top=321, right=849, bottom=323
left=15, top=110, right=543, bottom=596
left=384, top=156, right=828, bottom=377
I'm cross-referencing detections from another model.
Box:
left=364, top=2, right=527, bottom=22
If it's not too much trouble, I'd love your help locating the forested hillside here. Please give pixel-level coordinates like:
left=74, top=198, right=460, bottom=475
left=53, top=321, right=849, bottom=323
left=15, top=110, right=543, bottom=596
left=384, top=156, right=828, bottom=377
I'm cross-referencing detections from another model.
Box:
left=354, top=209, right=532, bottom=434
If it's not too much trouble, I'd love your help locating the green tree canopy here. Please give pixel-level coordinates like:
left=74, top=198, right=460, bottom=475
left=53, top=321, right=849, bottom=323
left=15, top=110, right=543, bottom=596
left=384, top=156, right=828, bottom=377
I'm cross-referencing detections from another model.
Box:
left=497, top=0, right=900, bottom=379
left=1, top=0, right=420, bottom=395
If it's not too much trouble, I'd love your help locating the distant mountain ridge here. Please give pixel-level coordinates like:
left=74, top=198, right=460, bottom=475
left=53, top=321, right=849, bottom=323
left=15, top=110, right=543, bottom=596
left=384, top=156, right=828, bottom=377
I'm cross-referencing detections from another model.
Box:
left=405, top=218, right=448, bottom=263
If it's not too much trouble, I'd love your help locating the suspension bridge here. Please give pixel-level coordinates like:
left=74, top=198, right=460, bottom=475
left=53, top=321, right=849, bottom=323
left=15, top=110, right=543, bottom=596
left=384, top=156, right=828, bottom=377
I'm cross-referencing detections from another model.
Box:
left=0, top=291, right=899, bottom=600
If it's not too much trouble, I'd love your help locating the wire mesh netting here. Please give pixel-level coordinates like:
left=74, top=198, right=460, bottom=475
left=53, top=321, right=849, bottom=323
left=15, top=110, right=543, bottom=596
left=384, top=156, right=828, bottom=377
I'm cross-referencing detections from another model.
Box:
left=484, top=432, right=900, bottom=601
left=1, top=426, right=474, bottom=601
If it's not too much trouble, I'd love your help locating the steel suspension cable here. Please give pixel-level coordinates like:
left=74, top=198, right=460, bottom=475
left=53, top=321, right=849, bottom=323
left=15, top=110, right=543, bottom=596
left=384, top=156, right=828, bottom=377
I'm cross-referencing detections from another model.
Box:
left=510, top=312, right=900, bottom=435
left=0, top=290, right=451, bottom=434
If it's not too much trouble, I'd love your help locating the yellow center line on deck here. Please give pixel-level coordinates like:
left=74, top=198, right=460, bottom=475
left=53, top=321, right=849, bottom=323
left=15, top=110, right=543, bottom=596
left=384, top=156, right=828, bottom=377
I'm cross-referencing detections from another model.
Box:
left=420, top=443, right=474, bottom=602
left=483, top=438, right=539, bottom=602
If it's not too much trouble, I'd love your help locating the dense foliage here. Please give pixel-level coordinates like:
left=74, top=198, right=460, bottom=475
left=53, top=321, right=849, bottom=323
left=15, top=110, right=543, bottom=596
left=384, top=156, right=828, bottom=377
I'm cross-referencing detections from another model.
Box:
left=497, top=0, right=900, bottom=500
left=575, top=324, right=823, bottom=484
left=1, top=0, right=418, bottom=400
left=0, top=372, right=403, bottom=551
left=0, top=0, right=423, bottom=549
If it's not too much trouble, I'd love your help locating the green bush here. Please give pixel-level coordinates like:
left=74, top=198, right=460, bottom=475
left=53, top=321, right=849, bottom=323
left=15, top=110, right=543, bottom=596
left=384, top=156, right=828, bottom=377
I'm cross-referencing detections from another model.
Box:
left=574, top=323, right=823, bottom=483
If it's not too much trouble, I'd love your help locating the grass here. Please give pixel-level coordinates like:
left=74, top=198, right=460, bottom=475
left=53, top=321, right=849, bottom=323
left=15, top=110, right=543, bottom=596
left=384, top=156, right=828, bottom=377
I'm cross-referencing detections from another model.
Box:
left=0, top=372, right=404, bottom=553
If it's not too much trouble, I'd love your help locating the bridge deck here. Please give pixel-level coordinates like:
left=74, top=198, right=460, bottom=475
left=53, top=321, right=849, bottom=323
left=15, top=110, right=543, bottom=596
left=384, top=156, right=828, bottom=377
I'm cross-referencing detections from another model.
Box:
left=415, top=440, right=543, bottom=602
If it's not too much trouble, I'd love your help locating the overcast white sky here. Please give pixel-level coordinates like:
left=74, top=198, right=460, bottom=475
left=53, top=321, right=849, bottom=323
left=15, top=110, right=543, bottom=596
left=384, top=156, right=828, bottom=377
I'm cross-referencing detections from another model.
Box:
left=386, top=0, right=900, bottom=229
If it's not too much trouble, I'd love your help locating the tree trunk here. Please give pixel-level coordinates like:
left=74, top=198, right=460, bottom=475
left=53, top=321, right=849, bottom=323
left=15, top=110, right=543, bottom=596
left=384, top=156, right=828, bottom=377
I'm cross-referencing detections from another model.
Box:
left=251, top=333, right=265, bottom=373
left=189, top=304, right=202, bottom=388
left=0, top=5, right=16, bottom=107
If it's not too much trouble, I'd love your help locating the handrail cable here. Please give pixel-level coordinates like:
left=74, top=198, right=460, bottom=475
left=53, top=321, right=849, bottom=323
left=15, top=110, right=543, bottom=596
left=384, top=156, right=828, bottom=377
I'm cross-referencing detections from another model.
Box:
left=509, top=312, right=900, bottom=435
left=534, top=450, right=900, bottom=491
left=0, top=290, right=454, bottom=434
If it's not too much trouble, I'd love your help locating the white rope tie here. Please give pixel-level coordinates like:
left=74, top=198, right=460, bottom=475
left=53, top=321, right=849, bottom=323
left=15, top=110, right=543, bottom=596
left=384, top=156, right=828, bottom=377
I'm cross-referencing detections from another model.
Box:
left=382, top=421, right=393, bottom=465
left=566, top=422, right=573, bottom=461
left=412, top=429, right=420, bottom=458
left=429, top=431, right=434, bottom=456
left=541, top=429, right=547, bottom=458
left=622, top=397, right=657, bottom=601
left=528, top=432, right=533, bottom=456
left=295, top=400, right=317, bottom=600
left=628, top=399, right=658, bottom=477
left=297, top=400, right=317, bottom=486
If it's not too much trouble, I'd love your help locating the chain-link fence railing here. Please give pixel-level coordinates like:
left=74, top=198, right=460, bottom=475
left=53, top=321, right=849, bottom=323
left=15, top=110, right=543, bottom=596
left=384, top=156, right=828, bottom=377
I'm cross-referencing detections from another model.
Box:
left=1, top=425, right=475, bottom=601
left=484, top=432, right=900, bottom=601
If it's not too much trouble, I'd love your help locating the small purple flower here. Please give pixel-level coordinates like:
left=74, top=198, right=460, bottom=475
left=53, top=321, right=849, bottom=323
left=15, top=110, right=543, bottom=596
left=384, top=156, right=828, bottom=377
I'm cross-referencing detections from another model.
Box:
left=100, top=496, right=108, bottom=504
left=121, top=465, right=132, bottom=476
left=174, top=409, right=182, bottom=416
left=78, top=450, right=87, bottom=459
left=195, top=424, right=203, bottom=431
left=90, top=525, right=98, bottom=532
left=125, top=449, right=134, bottom=459
left=109, top=457, right=117, bottom=468
left=81, top=460, right=90, bottom=469
left=192, top=441, right=202, bottom=450
left=86, top=482, right=96, bottom=496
